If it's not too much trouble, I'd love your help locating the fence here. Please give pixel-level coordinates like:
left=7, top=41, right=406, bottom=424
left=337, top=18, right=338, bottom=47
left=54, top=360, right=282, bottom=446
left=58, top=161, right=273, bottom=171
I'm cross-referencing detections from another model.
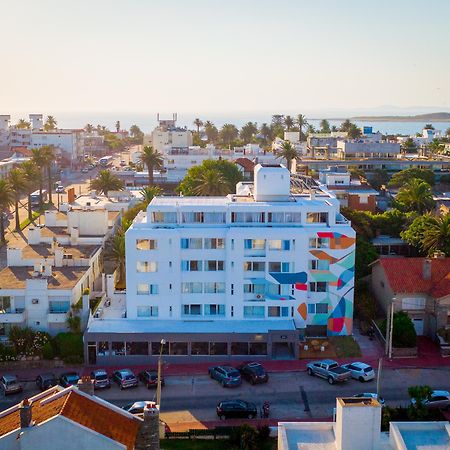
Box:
left=165, top=427, right=235, bottom=440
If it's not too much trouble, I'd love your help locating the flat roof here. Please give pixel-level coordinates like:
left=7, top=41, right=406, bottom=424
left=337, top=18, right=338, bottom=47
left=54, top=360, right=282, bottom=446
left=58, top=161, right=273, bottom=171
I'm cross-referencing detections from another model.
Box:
left=19, top=244, right=100, bottom=260
left=86, top=319, right=296, bottom=335
left=392, top=422, right=450, bottom=450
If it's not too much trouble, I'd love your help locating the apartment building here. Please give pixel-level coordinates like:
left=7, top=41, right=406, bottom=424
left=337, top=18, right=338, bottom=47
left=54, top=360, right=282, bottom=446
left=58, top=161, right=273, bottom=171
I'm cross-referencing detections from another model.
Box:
left=85, top=164, right=355, bottom=364
left=337, top=140, right=401, bottom=159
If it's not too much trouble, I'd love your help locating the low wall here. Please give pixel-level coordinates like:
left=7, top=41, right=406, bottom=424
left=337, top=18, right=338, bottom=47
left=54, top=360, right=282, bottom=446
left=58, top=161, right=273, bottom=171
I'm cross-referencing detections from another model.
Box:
left=0, top=359, right=80, bottom=379
left=392, top=346, right=418, bottom=358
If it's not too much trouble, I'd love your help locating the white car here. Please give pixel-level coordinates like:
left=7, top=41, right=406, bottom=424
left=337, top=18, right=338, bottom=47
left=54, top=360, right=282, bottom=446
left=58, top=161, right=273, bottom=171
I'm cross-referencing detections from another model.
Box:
left=341, top=362, right=375, bottom=382
left=353, top=392, right=385, bottom=405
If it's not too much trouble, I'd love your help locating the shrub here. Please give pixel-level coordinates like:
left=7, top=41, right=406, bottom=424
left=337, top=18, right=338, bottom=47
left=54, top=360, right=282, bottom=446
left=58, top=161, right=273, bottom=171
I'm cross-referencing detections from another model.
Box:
left=380, top=311, right=417, bottom=348
left=42, top=341, right=54, bottom=360
left=63, top=355, right=84, bottom=364
left=54, top=333, right=83, bottom=360
left=0, top=343, right=17, bottom=362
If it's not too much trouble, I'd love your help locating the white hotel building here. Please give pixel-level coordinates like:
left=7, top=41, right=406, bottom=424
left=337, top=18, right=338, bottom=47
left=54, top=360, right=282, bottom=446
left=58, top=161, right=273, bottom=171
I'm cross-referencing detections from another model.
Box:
left=85, top=164, right=355, bottom=364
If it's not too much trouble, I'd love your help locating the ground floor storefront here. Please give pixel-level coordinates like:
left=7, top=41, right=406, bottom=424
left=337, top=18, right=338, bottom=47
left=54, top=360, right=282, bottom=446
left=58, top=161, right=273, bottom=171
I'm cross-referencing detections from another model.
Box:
left=84, top=319, right=301, bottom=365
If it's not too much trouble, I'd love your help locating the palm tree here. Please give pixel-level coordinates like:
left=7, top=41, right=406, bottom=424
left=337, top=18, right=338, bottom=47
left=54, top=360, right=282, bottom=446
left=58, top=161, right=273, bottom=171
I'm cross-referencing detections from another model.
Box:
left=395, top=178, right=435, bottom=214
left=284, top=115, right=295, bottom=131
left=90, top=170, right=124, bottom=195
left=192, top=169, right=230, bottom=196
left=204, top=121, right=218, bottom=143
left=115, top=120, right=120, bottom=132
left=137, top=146, right=164, bottom=185
left=40, top=146, right=55, bottom=205
left=320, top=119, right=331, bottom=133
left=240, top=122, right=258, bottom=144
left=21, top=161, right=39, bottom=221
left=193, top=118, right=203, bottom=133
left=422, top=214, right=450, bottom=256
left=44, top=116, right=57, bottom=131
left=15, top=119, right=31, bottom=129
left=220, top=124, right=239, bottom=148
left=0, top=179, right=13, bottom=243
left=340, top=119, right=352, bottom=132
left=140, top=186, right=162, bottom=206
left=31, top=148, right=46, bottom=204
left=8, top=168, right=28, bottom=231
left=296, top=114, right=308, bottom=141
left=276, top=141, right=299, bottom=172
left=85, top=123, right=94, bottom=133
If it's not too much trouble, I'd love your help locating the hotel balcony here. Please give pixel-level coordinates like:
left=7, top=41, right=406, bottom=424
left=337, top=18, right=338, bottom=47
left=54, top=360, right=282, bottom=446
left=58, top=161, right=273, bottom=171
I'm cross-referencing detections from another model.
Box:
left=0, top=308, right=27, bottom=324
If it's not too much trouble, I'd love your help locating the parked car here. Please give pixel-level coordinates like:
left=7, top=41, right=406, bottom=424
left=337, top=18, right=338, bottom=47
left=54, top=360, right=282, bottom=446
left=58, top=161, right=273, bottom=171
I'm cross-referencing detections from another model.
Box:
left=90, top=369, right=111, bottom=389
left=0, top=375, right=23, bottom=396
left=237, top=362, right=269, bottom=384
left=353, top=392, right=385, bottom=406
left=113, top=369, right=138, bottom=389
left=216, top=400, right=257, bottom=419
left=208, top=366, right=241, bottom=388
left=81, top=167, right=89, bottom=173
left=55, top=185, right=65, bottom=193
left=138, top=370, right=164, bottom=389
left=341, top=362, right=375, bottom=382
left=306, top=359, right=352, bottom=384
left=36, top=373, right=58, bottom=391
left=411, top=390, right=450, bottom=410
left=59, top=372, right=80, bottom=387
left=121, top=403, right=171, bottom=433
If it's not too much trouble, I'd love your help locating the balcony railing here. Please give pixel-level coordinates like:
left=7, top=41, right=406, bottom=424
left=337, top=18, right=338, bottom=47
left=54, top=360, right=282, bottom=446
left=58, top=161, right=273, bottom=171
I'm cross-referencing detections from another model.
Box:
left=0, top=309, right=26, bottom=323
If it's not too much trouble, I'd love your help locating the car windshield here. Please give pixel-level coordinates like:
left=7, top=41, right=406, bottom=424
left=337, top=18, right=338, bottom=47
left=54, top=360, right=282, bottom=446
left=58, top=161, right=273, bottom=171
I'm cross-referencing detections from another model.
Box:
left=329, top=363, right=338, bottom=369
left=250, top=366, right=265, bottom=375
left=124, top=375, right=135, bottom=380
left=96, top=374, right=108, bottom=380
left=67, top=375, right=79, bottom=382
left=6, top=380, right=17, bottom=386
left=227, top=370, right=240, bottom=378
left=363, top=367, right=373, bottom=373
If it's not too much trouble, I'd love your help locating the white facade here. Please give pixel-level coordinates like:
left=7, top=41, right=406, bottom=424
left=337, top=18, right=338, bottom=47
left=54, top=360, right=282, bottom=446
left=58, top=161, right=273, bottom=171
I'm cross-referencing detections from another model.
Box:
left=30, top=130, right=84, bottom=162
left=337, top=140, right=401, bottom=159
left=125, top=164, right=355, bottom=336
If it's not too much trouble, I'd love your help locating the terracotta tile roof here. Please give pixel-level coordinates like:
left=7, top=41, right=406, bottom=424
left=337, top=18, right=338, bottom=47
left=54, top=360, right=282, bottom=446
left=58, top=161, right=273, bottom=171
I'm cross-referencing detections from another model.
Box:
left=378, top=257, right=450, bottom=299
left=0, top=389, right=140, bottom=449
left=10, top=146, right=32, bottom=157
left=234, top=157, right=255, bottom=172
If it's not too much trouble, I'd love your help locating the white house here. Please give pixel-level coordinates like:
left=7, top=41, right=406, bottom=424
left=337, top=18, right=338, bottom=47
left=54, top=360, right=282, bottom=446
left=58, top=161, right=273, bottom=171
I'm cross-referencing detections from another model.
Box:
left=337, top=140, right=401, bottom=159
left=84, top=164, right=355, bottom=364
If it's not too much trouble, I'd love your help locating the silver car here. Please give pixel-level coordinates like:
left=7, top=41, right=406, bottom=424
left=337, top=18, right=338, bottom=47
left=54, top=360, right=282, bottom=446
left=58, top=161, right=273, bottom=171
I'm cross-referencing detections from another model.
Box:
left=411, top=390, right=450, bottom=410
left=0, top=375, right=23, bottom=396
left=341, top=362, right=375, bottom=382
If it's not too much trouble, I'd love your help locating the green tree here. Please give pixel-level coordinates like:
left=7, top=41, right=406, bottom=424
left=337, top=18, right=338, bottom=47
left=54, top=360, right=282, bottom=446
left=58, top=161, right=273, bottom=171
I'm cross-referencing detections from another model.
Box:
left=129, top=124, right=144, bottom=144
left=112, top=230, right=126, bottom=287
left=380, top=311, right=417, bottom=348
left=371, top=209, right=408, bottom=237
left=178, top=160, right=243, bottom=196
left=306, top=124, right=316, bottom=135
left=389, top=167, right=435, bottom=187
left=271, top=115, right=284, bottom=126
left=355, top=237, right=378, bottom=277
left=193, top=118, right=203, bottom=133
left=284, top=115, right=295, bottom=131
left=259, top=123, right=273, bottom=144
left=276, top=141, right=298, bottom=171
left=320, top=119, right=331, bottom=133
left=204, top=121, right=219, bottom=143
left=427, top=138, right=443, bottom=155
left=0, top=179, right=13, bottom=243
left=240, top=122, right=258, bottom=143
left=31, top=148, right=46, bottom=205
left=8, top=168, right=28, bottom=231
left=347, top=123, right=362, bottom=139
left=340, top=119, right=352, bottom=132
left=89, top=170, right=124, bottom=195
left=220, top=123, right=239, bottom=147
left=115, top=120, right=120, bottom=132
left=296, top=114, right=308, bottom=141
left=21, top=160, right=39, bottom=221
left=400, top=214, right=435, bottom=253
left=137, top=146, right=164, bottom=185
left=395, top=178, right=435, bottom=213
left=369, top=168, right=390, bottom=190
left=422, top=213, right=450, bottom=256
left=408, top=385, right=433, bottom=420
left=15, top=119, right=31, bottom=129
left=139, top=186, right=162, bottom=207
left=192, top=169, right=230, bottom=196
left=401, top=137, right=417, bottom=154
left=40, top=146, right=56, bottom=205
left=84, top=123, right=94, bottom=133
left=43, top=115, right=57, bottom=131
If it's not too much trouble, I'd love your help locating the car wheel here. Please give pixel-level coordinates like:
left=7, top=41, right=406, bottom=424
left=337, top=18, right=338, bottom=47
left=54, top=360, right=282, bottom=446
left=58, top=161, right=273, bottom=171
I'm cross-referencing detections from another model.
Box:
left=327, top=376, right=334, bottom=385
left=250, top=378, right=255, bottom=385
left=248, top=413, right=254, bottom=419
left=219, top=414, right=226, bottom=420
left=307, top=368, right=314, bottom=376
left=359, top=377, right=365, bottom=382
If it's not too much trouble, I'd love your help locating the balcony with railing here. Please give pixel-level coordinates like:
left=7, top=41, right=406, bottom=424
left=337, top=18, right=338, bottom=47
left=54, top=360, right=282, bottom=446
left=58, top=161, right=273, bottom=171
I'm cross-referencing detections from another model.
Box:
left=0, top=308, right=26, bottom=323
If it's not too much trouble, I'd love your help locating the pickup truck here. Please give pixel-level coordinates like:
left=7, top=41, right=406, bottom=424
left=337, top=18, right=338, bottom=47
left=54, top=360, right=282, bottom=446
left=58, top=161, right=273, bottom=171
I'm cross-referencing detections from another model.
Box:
left=306, top=359, right=352, bottom=385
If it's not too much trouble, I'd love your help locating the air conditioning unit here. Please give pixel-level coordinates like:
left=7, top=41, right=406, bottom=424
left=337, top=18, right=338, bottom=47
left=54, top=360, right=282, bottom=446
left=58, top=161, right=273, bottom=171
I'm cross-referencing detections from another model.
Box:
left=31, top=298, right=39, bottom=304
left=256, top=294, right=264, bottom=300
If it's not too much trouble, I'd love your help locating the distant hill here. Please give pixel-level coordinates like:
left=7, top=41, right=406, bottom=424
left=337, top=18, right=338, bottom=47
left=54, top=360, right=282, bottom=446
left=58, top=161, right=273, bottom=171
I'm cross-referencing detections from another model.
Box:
left=350, top=112, right=450, bottom=122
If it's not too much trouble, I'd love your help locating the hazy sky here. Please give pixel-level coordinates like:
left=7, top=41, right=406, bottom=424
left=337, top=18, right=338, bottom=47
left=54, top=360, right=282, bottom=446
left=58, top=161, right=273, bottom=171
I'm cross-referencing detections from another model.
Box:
left=2, top=0, right=450, bottom=117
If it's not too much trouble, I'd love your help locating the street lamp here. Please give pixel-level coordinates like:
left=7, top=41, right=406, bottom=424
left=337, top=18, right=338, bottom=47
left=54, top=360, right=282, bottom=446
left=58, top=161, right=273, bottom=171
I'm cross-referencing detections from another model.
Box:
left=156, top=339, right=166, bottom=410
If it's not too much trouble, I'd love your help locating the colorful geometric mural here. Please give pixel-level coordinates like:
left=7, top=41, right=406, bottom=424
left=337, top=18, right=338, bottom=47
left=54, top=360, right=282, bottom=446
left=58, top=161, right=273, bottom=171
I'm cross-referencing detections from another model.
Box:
left=269, top=272, right=308, bottom=291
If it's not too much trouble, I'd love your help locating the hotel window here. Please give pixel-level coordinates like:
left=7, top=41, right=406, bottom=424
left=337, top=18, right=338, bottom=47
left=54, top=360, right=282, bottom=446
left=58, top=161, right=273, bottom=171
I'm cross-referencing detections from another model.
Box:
left=204, top=238, right=225, bottom=249
left=136, top=239, right=157, bottom=250
left=152, top=212, right=177, bottom=223
left=205, top=260, right=224, bottom=271
left=307, top=303, right=328, bottom=314
left=243, top=306, right=265, bottom=318
left=183, top=304, right=202, bottom=316
left=204, top=282, right=225, bottom=294
left=111, top=342, right=125, bottom=356
left=97, top=341, right=109, bottom=356
left=231, top=212, right=265, bottom=223
left=267, top=212, right=285, bottom=223
left=268, top=306, right=289, bottom=317
left=244, top=239, right=265, bottom=250
left=137, top=283, right=158, bottom=295
left=126, top=342, right=148, bottom=355
left=268, top=262, right=292, bottom=272
left=309, top=282, right=328, bottom=292
left=306, top=212, right=328, bottom=224
left=182, top=212, right=204, bottom=223
left=309, top=260, right=330, bottom=270
left=137, top=306, right=159, bottom=317
left=268, top=240, right=290, bottom=250
left=285, top=212, right=302, bottom=223
left=181, top=260, right=203, bottom=271
left=136, top=261, right=158, bottom=272
left=49, top=301, right=70, bottom=313
left=205, top=304, right=225, bottom=316
left=243, top=283, right=265, bottom=294
left=309, top=237, right=330, bottom=248
left=204, top=212, right=226, bottom=224
left=243, top=261, right=265, bottom=271
left=180, top=238, right=202, bottom=249
left=181, top=282, right=203, bottom=294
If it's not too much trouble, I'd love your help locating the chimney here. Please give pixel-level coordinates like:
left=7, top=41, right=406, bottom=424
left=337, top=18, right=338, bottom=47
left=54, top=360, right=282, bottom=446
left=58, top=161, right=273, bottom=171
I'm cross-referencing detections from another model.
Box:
left=423, top=259, right=432, bottom=280
left=70, top=227, right=79, bottom=245
left=43, top=263, right=52, bottom=277
left=20, top=399, right=32, bottom=428
left=77, top=376, right=94, bottom=396
left=135, top=402, right=160, bottom=450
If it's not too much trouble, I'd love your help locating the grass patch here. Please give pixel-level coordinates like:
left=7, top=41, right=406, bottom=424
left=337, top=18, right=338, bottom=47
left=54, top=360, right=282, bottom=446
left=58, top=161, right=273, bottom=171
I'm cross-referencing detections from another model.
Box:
left=19, top=211, right=40, bottom=230
left=329, top=336, right=362, bottom=358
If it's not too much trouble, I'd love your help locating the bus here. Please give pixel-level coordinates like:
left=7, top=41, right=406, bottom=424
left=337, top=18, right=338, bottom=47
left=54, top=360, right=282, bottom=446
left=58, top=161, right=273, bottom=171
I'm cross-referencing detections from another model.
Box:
left=99, top=156, right=113, bottom=167
left=30, top=190, right=48, bottom=207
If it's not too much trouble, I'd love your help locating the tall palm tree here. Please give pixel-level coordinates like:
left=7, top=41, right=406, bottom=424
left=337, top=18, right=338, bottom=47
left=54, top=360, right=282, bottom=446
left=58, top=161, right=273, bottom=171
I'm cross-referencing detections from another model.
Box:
left=0, top=179, right=13, bottom=243
left=220, top=124, right=239, bottom=148
left=137, top=146, right=164, bottom=185
left=8, top=168, right=28, bottom=231
left=276, top=141, right=299, bottom=172
left=85, top=123, right=94, bottom=133
left=192, top=169, right=230, bottom=196
left=193, top=118, right=203, bottom=133
left=295, top=114, right=308, bottom=141
left=284, top=115, right=295, bottom=131
left=422, top=214, right=450, bottom=256
left=395, top=178, right=435, bottom=214
left=44, top=116, right=57, bottom=131
left=21, top=161, right=39, bottom=221
left=139, top=186, right=162, bottom=207
left=15, top=119, right=31, bottom=129
left=90, top=170, right=124, bottom=195
left=31, top=148, right=46, bottom=204
left=340, top=119, right=352, bottom=132
left=112, top=230, right=126, bottom=287
left=40, top=146, right=55, bottom=205
left=115, top=120, right=120, bottom=132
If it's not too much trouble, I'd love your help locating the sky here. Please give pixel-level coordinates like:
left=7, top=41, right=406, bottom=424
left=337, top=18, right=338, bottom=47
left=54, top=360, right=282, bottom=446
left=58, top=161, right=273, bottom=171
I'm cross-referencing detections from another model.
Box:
left=1, top=0, right=450, bottom=122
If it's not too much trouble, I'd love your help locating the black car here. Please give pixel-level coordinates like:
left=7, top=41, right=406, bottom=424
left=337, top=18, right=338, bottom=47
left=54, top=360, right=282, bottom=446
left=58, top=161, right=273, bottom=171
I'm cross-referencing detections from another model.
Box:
left=237, top=362, right=269, bottom=385
left=216, top=400, right=257, bottom=419
left=59, top=372, right=80, bottom=388
left=36, top=373, right=58, bottom=391
left=138, top=370, right=165, bottom=389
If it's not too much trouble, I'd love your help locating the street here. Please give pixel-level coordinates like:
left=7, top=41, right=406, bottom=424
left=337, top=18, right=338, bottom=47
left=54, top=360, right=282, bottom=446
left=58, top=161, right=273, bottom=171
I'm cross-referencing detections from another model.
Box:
left=0, top=367, right=448, bottom=429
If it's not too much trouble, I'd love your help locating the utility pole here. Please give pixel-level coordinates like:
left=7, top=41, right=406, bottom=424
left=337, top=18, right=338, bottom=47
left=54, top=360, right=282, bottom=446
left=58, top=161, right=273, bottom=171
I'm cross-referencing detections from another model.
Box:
left=376, top=358, right=382, bottom=397
left=156, top=338, right=166, bottom=410
left=388, top=298, right=395, bottom=360
left=385, top=304, right=391, bottom=356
